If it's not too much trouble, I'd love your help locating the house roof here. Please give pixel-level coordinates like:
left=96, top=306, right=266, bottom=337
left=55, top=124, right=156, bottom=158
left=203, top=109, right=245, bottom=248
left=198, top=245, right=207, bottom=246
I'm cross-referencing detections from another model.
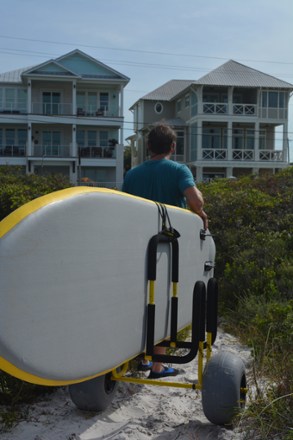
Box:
left=130, top=60, right=293, bottom=109
left=0, top=49, right=130, bottom=84
left=141, top=80, right=195, bottom=101
left=197, top=60, right=293, bottom=88
left=0, top=67, right=33, bottom=83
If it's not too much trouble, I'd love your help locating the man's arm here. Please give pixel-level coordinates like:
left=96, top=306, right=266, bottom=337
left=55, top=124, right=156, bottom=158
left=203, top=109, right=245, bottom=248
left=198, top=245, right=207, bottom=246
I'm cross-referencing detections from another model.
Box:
left=184, top=186, right=209, bottom=230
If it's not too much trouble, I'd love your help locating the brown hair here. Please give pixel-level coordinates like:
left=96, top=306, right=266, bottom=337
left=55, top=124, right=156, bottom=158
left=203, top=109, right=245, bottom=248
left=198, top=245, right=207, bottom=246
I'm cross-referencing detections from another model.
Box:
left=147, top=123, right=177, bottom=154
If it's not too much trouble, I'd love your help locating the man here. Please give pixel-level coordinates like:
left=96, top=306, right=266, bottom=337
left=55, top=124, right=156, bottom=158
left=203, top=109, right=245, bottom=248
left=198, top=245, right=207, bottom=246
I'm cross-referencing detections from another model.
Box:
left=122, top=123, right=208, bottom=378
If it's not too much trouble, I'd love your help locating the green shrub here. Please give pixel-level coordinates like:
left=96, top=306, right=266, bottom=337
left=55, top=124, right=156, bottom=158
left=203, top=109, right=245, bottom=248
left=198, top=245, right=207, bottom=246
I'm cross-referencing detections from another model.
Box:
left=200, top=168, right=293, bottom=438
left=0, top=166, right=72, bottom=221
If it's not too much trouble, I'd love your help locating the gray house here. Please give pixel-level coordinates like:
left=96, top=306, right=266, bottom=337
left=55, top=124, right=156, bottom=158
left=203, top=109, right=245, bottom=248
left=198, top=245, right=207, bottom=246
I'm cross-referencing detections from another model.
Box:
left=0, top=50, right=129, bottom=187
left=130, top=60, right=293, bottom=181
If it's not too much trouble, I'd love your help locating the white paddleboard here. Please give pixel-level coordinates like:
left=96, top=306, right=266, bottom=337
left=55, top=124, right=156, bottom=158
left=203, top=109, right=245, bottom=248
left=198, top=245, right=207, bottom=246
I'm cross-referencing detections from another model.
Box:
left=0, top=187, right=215, bottom=385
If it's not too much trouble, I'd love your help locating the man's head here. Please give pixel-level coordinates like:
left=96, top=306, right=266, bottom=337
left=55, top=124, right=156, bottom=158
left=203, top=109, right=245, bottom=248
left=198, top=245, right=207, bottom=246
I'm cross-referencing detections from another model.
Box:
left=147, top=123, right=177, bottom=155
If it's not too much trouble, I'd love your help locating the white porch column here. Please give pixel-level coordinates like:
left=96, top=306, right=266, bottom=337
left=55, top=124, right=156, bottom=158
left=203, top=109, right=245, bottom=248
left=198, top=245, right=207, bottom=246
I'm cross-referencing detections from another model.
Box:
left=283, top=121, right=289, bottom=162
left=26, top=123, right=32, bottom=174
left=197, top=85, right=203, bottom=116
left=255, top=121, right=260, bottom=160
left=227, top=120, right=233, bottom=160
left=72, top=125, right=77, bottom=157
left=119, top=85, right=124, bottom=117
left=226, top=167, right=234, bottom=178
left=228, top=87, right=233, bottom=115
left=72, top=81, right=77, bottom=115
left=70, top=125, right=77, bottom=185
left=116, top=143, right=124, bottom=189
left=196, top=166, right=203, bottom=183
left=197, top=120, right=202, bottom=160
left=27, top=123, right=32, bottom=156
left=27, top=81, right=32, bottom=113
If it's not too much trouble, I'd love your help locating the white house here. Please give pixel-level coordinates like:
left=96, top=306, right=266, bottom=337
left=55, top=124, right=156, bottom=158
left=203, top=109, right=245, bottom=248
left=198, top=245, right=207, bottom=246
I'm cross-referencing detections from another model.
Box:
left=0, top=49, right=129, bottom=187
left=130, top=60, right=293, bottom=181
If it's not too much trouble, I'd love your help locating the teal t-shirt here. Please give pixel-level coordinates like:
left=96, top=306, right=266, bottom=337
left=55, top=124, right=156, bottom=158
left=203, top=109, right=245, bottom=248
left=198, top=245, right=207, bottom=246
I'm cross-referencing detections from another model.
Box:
left=122, top=159, right=195, bottom=208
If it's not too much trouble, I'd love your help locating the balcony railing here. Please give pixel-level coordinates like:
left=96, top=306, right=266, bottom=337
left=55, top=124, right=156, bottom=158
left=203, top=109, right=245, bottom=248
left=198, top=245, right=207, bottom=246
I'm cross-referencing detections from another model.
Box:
left=202, top=148, right=284, bottom=162
left=31, top=102, right=73, bottom=115
left=0, top=145, right=25, bottom=156
left=233, top=104, right=256, bottom=115
left=79, top=146, right=116, bottom=159
left=32, top=145, right=71, bottom=157
left=76, top=105, right=119, bottom=117
left=0, top=101, right=27, bottom=114
left=202, top=102, right=257, bottom=116
left=30, top=102, right=120, bottom=117
left=259, top=150, right=283, bottom=161
left=203, top=103, right=227, bottom=114
left=202, top=149, right=227, bottom=160
left=232, top=149, right=254, bottom=160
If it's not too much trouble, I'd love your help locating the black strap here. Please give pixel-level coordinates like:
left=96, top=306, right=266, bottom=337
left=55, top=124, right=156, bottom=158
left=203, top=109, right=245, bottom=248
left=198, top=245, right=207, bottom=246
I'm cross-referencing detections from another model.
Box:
left=155, top=202, right=180, bottom=240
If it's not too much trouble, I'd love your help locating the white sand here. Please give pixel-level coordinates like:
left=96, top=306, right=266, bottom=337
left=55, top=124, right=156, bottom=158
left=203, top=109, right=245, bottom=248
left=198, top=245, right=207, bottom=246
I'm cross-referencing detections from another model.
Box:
left=1, top=329, right=252, bottom=440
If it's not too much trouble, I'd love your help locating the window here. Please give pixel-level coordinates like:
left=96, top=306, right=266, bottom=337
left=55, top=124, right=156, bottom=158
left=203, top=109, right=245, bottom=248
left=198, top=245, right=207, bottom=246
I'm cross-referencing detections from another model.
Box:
left=100, top=93, right=109, bottom=111
left=259, top=130, right=266, bottom=149
left=268, top=92, right=278, bottom=108
left=77, top=92, right=86, bottom=110
left=154, top=102, right=163, bottom=114
left=77, top=130, right=85, bottom=147
left=100, top=131, right=108, bottom=148
left=18, top=89, right=27, bottom=112
left=279, top=92, right=285, bottom=108
left=176, top=100, right=182, bottom=113
left=88, top=131, right=97, bottom=147
left=18, top=129, right=27, bottom=145
left=88, top=93, right=97, bottom=114
left=5, top=89, right=16, bottom=110
left=42, top=92, right=60, bottom=114
left=203, top=93, right=219, bottom=103
left=203, top=128, right=221, bottom=149
left=246, top=129, right=254, bottom=149
left=261, top=91, right=286, bottom=108
left=175, top=130, right=184, bottom=156
left=232, top=129, right=243, bottom=149
left=42, top=131, right=61, bottom=156
left=6, top=129, right=15, bottom=146
left=185, top=94, right=190, bottom=107
left=191, top=93, right=198, bottom=116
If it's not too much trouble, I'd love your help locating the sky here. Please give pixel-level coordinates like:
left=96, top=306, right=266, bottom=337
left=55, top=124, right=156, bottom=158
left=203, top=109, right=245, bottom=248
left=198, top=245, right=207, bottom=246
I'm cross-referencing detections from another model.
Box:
left=1, top=0, right=293, bottom=159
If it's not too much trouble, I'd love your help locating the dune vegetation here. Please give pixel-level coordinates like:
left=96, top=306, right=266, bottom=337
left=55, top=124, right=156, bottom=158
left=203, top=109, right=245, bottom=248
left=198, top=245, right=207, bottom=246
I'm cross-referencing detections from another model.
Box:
left=0, top=165, right=292, bottom=438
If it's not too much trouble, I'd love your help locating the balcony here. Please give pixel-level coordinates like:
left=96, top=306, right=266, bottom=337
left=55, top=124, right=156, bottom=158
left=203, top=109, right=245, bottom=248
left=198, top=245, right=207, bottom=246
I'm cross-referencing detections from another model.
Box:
left=76, top=105, right=119, bottom=118
left=233, top=104, right=256, bottom=115
left=202, top=149, right=227, bottom=160
left=0, top=101, right=27, bottom=114
left=79, top=146, right=116, bottom=159
left=203, top=103, right=227, bottom=114
left=232, top=150, right=254, bottom=160
left=31, top=102, right=73, bottom=115
left=32, top=145, right=71, bottom=157
left=201, top=148, right=284, bottom=162
left=0, top=145, right=25, bottom=156
left=202, top=102, right=257, bottom=116
left=259, top=150, right=283, bottom=161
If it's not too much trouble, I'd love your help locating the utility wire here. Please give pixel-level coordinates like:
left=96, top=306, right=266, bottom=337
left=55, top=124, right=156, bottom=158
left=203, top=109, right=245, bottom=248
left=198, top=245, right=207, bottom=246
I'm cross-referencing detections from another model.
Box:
left=0, top=34, right=292, bottom=65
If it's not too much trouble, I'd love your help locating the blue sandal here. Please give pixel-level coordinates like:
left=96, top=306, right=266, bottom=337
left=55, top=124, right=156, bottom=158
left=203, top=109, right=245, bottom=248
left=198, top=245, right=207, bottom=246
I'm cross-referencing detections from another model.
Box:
left=148, top=366, right=179, bottom=379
